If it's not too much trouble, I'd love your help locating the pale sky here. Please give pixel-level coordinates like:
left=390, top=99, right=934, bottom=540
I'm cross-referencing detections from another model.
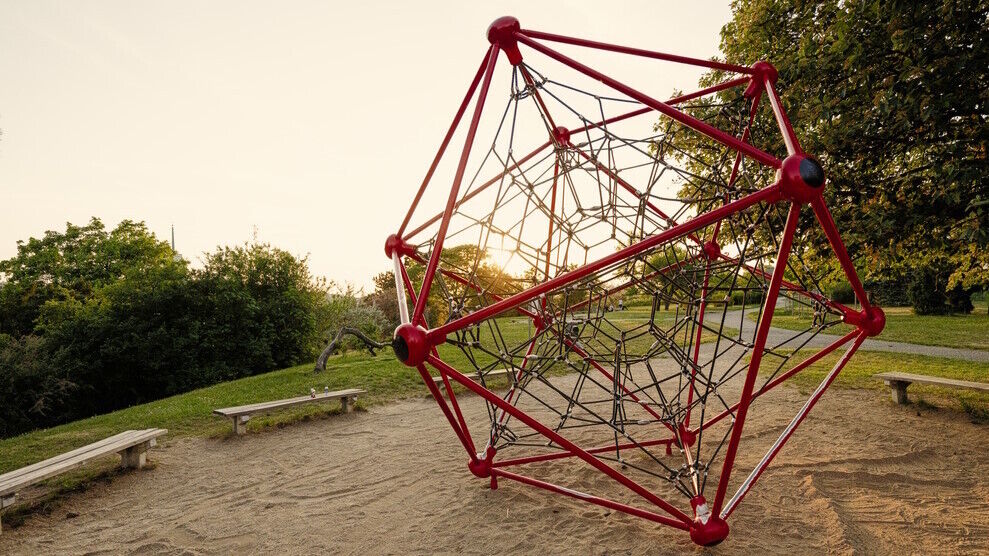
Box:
left=0, top=0, right=735, bottom=290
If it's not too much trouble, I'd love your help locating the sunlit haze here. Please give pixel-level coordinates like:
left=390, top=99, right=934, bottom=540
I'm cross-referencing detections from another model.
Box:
left=0, top=0, right=734, bottom=290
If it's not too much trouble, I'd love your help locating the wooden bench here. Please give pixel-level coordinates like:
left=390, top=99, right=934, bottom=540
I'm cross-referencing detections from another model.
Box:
left=875, top=372, right=989, bottom=405
left=213, top=388, right=365, bottom=435
left=0, top=428, right=166, bottom=533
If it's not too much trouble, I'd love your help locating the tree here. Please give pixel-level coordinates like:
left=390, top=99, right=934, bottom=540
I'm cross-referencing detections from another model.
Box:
left=679, top=0, right=988, bottom=310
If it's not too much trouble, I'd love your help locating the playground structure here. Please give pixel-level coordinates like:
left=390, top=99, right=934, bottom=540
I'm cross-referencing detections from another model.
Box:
left=384, top=17, right=884, bottom=546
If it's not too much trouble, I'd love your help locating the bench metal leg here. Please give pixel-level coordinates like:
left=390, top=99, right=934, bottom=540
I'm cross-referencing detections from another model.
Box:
left=885, top=380, right=910, bottom=404
left=120, top=441, right=153, bottom=469
left=233, top=415, right=250, bottom=435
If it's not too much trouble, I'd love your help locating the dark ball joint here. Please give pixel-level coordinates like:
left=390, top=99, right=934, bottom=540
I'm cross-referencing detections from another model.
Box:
left=778, top=154, right=826, bottom=203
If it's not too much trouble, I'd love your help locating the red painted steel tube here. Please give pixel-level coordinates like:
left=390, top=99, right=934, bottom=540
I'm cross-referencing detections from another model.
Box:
left=491, top=468, right=690, bottom=530
left=692, top=329, right=859, bottom=435
left=416, top=364, right=478, bottom=462
left=544, top=157, right=560, bottom=279
left=413, top=45, right=501, bottom=323
left=684, top=257, right=712, bottom=429
left=439, top=371, right=477, bottom=455
left=720, top=331, right=866, bottom=519
left=427, top=354, right=693, bottom=524
left=519, top=28, right=753, bottom=75
left=492, top=436, right=676, bottom=468
left=810, top=196, right=876, bottom=314
left=568, top=76, right=750, bottom=137
left=514, top=32, right=781, bottom=169
left=763, top=79, right=801, bottom=156
left=518, top=64, right=560, bottom=136
left=710, top=201, right=802, bottom=517
left=427, top=185, right=780, bottom=342
left=397, top=52, right=492, bottom=237
left=403, top=139, right=553, bottom=242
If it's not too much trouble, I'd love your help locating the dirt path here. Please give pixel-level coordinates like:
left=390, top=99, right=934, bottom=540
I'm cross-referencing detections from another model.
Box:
left=2, top=379, right=987, bottom=555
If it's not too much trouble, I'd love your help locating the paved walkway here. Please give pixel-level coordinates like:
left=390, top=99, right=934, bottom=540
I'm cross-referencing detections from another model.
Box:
left=705, top=309, right=989, bottom=364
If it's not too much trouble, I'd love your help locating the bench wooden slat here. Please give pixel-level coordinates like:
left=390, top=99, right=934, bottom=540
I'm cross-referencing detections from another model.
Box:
left=0, top=429, right=166, bottom=496
left=213, top=388, right=365, bottom=418
left=0, top=431, right=144, bottom=485
left=874, top=372, right=989, bottom=392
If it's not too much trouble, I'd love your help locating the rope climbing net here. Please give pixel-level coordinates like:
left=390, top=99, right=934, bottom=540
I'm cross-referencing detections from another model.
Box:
left=383, top=17, right=885, bottom=547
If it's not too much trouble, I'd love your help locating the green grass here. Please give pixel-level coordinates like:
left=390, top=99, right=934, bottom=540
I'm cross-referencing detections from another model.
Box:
left=758, top=302, right=989, bottom=351
left=760, top=350, right=989, bottom=420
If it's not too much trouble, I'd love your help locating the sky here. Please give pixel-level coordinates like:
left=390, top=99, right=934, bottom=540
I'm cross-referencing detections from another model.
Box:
left=0, top=0, right=735, bottom=291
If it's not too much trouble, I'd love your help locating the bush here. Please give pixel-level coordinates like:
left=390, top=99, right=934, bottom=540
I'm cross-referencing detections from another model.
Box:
left=830, top=282, right=856, bottom=304
left=0, top=219, right=335, bottom=437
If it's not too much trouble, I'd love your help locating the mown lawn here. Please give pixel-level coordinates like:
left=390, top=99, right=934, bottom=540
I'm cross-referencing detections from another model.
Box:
left=762, top=301, right=989, bottom=351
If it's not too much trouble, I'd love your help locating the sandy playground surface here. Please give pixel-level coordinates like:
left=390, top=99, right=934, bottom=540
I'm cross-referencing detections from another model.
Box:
left=2, top=373, right=988, bottom=555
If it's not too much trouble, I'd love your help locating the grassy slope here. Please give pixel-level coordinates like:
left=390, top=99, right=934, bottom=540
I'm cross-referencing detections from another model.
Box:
left=762, top=301, right=989, bottom=351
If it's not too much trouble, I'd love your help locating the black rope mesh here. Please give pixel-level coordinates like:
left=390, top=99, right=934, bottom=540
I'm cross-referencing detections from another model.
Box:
left=408, top=62, right=841, bottom=504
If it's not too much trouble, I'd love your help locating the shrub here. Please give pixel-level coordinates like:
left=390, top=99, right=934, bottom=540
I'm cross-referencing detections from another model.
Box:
left=830, top=282, right=856, bottom=304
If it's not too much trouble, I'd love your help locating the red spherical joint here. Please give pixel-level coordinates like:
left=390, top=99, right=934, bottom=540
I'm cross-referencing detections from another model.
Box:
left=843, top=306, right=886, bottom=337
left=702, top=240, right=721, bottom=261
left=689, top=496, right=730, bottom=546
left=552, top=126, right=571, bottom=146
left=744, top=60, right=778, bottom=98
left=776, top=154, right=826, bottom=204
left=468, top=445, right=497, bottom=478
left=384, top=234, right=414, bottom=259
left=487, top=16, right=523, bottom=66
left=392, top=323, right=430, bottom=367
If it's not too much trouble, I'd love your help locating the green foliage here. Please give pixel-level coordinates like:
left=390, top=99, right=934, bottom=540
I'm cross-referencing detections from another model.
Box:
left=907, top=260, right=975, bottom=315
left=684, top=0, right=989, bottom=304
left=0, top=220, right=336, bottom=437
left=830, top=282, right=856, bottom=304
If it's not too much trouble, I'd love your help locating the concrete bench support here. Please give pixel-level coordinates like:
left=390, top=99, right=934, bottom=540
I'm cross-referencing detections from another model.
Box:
left=875, top=372, right=989, bottom=406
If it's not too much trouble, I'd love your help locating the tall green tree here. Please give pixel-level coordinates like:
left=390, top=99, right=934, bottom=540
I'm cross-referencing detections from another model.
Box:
left=679, top=0, right=988, bottom=309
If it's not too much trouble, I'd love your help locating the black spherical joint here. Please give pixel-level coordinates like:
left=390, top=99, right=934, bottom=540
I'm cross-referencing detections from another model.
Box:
left=798, top=158, right=825, bottom=188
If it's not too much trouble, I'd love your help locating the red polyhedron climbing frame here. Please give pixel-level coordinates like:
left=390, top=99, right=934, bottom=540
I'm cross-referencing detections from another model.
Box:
left=384, top=17, right=885, bottom=546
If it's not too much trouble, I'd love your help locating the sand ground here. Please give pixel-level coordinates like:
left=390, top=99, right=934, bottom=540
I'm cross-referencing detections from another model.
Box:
left=1, top=380, right=988, bottom=555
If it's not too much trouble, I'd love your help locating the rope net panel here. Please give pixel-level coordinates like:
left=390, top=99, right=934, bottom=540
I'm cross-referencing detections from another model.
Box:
left=385, top=18, right=883, bottom=546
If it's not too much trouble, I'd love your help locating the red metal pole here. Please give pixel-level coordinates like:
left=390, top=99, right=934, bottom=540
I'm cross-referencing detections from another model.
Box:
left=692, top=329, right=859, bottom=435
left=397, top=51, right=493, bottom=237
left=720, top=331, right=866, bottom=519
left=710, top=201, right=802, bottom=517
left=514, top=32, right=781, bottom=169
left=413, top=45, right=501, bottom=324
left=519, top=28, right=754, bottom=75
left=492, top=436, right=676, bottom=468
left=427, top=354, right=693, bottom=524
left=427, top=185, right=780, bottom=342
left=491, top=467, right=690, bottom=530
left=416, top=364, right=479, bottom=463
left=810, top=196, right=876, bottom=314
left=569, top=76, right=751, bottom=137
left=403, top=139, right=553, bottom=242
left=763, top=79, right=802, bottom=156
